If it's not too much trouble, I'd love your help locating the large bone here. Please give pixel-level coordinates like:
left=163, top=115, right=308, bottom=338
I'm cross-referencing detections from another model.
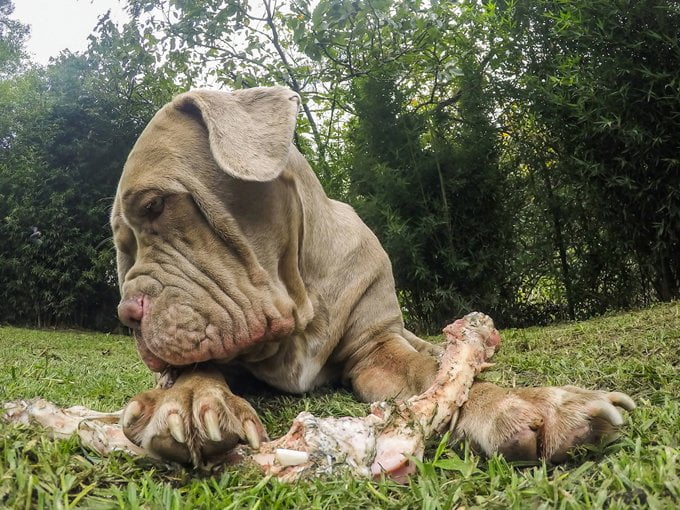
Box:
left=3, top=312, right=499, bottom=482
left=3, top=399, right=144, bottom=456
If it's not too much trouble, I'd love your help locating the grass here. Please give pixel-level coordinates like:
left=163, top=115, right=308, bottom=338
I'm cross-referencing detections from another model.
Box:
left=1, top=302, right=679, bottom=509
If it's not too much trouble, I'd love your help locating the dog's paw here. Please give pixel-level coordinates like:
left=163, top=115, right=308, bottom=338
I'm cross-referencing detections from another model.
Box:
left=121, top=369, right=267, bottom=466
left=455, top=383, right=635, bottom=462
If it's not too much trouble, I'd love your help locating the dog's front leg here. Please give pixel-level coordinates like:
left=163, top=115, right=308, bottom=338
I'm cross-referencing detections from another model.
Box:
left=347, top=333, right=634, bottom=463
left=453, top=382, right=635, bottom=462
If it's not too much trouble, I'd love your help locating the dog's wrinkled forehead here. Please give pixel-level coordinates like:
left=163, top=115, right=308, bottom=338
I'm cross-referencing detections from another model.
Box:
left=118, top=106, right=204, bottom=200
left=120, top=86, right=300, bottom=194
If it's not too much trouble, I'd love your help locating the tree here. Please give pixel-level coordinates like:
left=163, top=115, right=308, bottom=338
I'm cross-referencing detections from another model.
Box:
left=490, top=0, right=680, bottom=319
left=0, top=18, right=182, bottom=329
left=0, top=0, right=28, bottom=77
left=346, top=65, right=510, bottom=329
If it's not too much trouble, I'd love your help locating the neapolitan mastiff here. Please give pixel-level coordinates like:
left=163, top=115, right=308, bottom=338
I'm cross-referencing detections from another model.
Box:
left=111, top=87, right=634, bottom=467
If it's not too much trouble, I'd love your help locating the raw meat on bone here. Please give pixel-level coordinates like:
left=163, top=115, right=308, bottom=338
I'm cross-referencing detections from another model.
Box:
left=3, top=312, right=499, bottom=482
left=3, top=399, right=144, bottom=457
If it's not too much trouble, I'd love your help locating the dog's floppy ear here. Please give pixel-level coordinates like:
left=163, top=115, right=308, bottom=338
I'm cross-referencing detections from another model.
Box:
left=174, top=86, right=300, bottom=181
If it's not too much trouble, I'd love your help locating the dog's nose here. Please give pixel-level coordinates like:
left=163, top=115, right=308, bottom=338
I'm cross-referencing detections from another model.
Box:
left=118, top=296, right=145, bottom=329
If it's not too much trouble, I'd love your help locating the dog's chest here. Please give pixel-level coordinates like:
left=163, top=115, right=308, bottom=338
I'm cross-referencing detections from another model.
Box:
left=239, top=332, right=340, bottom=394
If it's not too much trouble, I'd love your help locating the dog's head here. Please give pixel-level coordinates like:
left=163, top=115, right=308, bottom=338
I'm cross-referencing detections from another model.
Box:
left=111, top=87, right=312, bottom=371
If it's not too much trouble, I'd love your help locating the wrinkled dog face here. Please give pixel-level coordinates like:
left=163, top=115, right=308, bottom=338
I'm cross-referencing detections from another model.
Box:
left=111, top=88, right=302, bottom=372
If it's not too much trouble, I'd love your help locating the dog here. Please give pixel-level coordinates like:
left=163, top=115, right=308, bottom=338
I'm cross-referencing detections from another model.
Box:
left=111, top=86, right=634, bottom=467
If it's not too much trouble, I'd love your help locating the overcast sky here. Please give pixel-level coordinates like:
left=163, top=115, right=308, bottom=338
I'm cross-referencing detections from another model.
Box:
left=12, top=0, right=129, bottom=65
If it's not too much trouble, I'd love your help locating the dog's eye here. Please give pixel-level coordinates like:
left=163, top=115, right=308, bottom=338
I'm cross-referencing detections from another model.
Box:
left=144, top=196, right=165, bottom=218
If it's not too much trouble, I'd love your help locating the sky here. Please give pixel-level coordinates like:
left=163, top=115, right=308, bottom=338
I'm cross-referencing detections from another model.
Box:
left=11, top=0, right=129, bottom=65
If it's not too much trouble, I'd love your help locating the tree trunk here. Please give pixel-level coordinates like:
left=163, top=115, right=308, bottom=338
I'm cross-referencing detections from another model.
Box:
left=539, top=163, right=576, bottom=320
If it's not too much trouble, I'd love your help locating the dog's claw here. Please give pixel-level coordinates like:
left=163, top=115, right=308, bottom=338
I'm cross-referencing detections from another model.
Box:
left=608, top=392, right=636, bottom=411
left=167, top=413, right=186, bottom=443
left=588, top=401, right=624, bottom=427
left=204, top=409, right=222, bottom=442
left=122, top=400, right=142, bottom=428
left=448, top=408, right=460, bottom=436
left=244, top=420, right=260, bottom=449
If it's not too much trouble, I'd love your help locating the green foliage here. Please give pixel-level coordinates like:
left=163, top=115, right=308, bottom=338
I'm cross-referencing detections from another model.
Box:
left=0, top=19, right=181, bottom=329
left=0, top=0, right=28, bottom=77
left=346, top=69, right=511, bottom=329
left=487, top=0, right=680, bottom=323
left=544, top=0, right=680, bottom=302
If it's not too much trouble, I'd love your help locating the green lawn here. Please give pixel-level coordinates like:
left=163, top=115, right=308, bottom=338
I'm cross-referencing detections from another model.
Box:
left=1, top=303, right=679, bottom=509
